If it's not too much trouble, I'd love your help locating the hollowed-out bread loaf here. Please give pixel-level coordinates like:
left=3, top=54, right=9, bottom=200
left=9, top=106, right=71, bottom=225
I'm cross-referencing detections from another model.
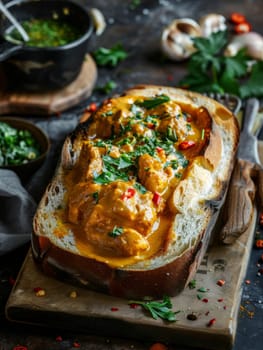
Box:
left=32, top=85, right=239, bottom=299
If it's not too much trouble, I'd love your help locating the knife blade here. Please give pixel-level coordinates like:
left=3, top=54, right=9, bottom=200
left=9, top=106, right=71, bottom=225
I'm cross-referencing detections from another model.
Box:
left=220, top=98, right=263, bottom=244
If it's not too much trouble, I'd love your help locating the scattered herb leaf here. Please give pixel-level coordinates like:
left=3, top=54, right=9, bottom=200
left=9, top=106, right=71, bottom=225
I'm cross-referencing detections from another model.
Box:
left=129, top=0, right=141, bottom=10
left=97, top=80, right=117, bottom=94
left=188, top=279, right=197, bottom=289
left=128, top=296, right=180, bottom=322
left=93, top=43, right=128, bottom=67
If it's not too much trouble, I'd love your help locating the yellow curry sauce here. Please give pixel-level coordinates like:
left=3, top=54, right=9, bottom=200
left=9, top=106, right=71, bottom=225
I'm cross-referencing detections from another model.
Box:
left=55, top=94, right=211, bottom=268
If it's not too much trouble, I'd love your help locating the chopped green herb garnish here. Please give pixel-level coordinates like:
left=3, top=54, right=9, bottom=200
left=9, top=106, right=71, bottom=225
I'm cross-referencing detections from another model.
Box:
left=101, top=111, right=114, bottom=117
left=164, top=159, right=179, bottom=170
left=135, top=95, right=170, bottom=110
left=109, top=226, right=124, bottom=238
left=93, top=154, right=132, bottom=185
left=134, top=182, right=147, bottom=194
left=6, top=18, right=82, bottom=47
left=129, top=296, right=180, bottom=322
left=0, top=122, right=41, bottom=166
left=201, top=128, right=205, bottom=140
left=166, top=126, right=178, bottom=142
left=92, top=191, right=99, bottom=204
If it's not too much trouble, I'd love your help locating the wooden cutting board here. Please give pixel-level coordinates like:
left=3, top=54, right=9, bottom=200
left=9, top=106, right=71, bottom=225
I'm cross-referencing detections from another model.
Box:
left=5, top=210, right=257, bottom=350
left=0, top=54, right=97, bottom=116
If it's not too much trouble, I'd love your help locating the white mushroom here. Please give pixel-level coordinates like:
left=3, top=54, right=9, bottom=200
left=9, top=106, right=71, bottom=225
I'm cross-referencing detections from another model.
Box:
left=199, top=13, right=227, bottom=37
left=90, top=8, right=106, bottom=36
left=224, top=32, right=263, bottom=60
left=161, top=18, right=202, bottom=61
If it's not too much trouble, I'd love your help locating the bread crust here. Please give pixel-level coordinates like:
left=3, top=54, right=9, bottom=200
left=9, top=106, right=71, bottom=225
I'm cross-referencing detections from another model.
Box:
left=32, top=85, right=239, bottom=299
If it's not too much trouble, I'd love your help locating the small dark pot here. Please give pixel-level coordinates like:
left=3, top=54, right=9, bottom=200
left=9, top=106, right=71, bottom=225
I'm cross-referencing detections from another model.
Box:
left=0, top=0, right=93, bottom=91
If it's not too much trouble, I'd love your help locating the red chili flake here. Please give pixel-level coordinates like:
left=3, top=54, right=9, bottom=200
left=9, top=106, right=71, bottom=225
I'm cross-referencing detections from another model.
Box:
left=153, top=192, right=161, bottom=205
left=73, top=341, right=81, bottom=348
left=129, top=303, right=139, bottom=309
left=156, top=146, right=163, bottom=153
left=87, top=102, right=97, bottom=112
left=223, top=305, right=227, bottom=310
left=56, top=336, right=63, bottom=342
left=178, top=140, right=195, bottom=150
left=230, top=12, right=247, bottom=24
left=33, top=287, right=42, bottom=293
left=259, top=212, right=263, bottom=227
left=121, top=187, right=136, bottom=200
left=218, top=298, right=224, bottom=302
left=217, top=279, right=225, bottom=286
left=207, top=318, right=216, bottom=327
left=12, top=346, right=28, bottom=350
left=256, top=239, right=263, bottom=249
left=147, top=123, right=155, bottom=129
left=245, top=280, right=251, bottom=285
left=111, top=307, right=119, bottom=312
left=149, top=343, right=168, bottom=350
left=9, top=276, right=16, bottom=286
left=202, top=298, right=209, bottom=303
left=258, top=268, right=263, bottom=275
left=234, top=22, right=252, bottom=34
left=167, top=74, right=174, bottom=81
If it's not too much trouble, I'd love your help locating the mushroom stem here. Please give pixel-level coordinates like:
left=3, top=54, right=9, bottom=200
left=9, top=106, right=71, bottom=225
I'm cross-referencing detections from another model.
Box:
left=224, top=32, right=263, bottom=60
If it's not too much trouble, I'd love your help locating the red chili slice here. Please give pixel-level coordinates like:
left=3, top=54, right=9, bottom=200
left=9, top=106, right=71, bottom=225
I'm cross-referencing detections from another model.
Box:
left=156, top=146, right=163, bottom=153
left=178, top=140, right=196, bottom=150
left=234, top=22, right=252, bottom=34
left=153, top=192, right=161, bottom=205
left=230, top=13, right=246, bottom=24
left=121, top=187, right=136, bottom=200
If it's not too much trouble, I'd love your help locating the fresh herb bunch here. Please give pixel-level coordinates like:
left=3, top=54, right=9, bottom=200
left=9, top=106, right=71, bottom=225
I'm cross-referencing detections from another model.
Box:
left=0, top=122, right=40, bottom=166
left=129, top=296, right=180, bottom=322
left=179, top=30, right=263, bottom=98
left=93, top=43, right=128, bottom=67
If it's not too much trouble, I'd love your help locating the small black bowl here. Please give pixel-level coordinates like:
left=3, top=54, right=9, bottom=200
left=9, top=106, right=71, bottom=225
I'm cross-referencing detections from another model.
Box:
left=0, top=0, right=93, bottom=91
left=0, top=116, right=50, bottom=181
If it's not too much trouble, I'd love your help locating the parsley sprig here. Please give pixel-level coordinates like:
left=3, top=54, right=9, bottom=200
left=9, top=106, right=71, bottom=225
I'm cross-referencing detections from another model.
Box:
left=129, top=296, right=180, bottom=322
left=179, top=30, right=263, bottom=98
left=93, top=43, right=128, bottom=67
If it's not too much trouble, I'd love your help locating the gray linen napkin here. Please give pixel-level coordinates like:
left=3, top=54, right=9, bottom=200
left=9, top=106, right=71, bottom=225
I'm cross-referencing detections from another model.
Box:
left=0, top=169, right=36, bottom=255
left=0, top=115, right=79, bottom=256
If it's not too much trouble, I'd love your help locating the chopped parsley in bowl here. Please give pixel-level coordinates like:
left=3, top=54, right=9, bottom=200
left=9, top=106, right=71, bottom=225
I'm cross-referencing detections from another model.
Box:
left=0, top=117, right=50, bottom=181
